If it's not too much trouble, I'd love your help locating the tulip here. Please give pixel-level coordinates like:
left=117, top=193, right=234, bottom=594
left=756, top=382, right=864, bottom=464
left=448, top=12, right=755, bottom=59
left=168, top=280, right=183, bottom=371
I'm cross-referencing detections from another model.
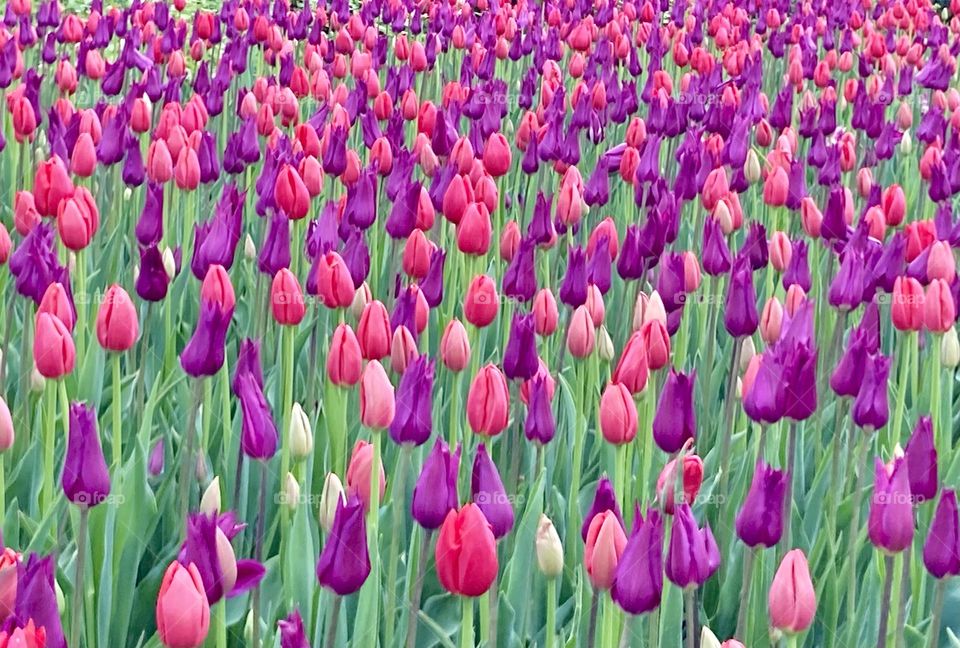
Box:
left=652, top=369, right=697, bottom=453
left=567, top=305, right=596, bottom=358
left=665, top=504, right=720, bottom=588
left=923, top=489, right=960, bottom=578
left=316, top=496, right=371, bottom=595
left=925, top=279, right=956, bottom=332
left=942, top=328, right=960, bottom=368
left=471, top=444, right=514, bottom=539
left=581, top=477, right=624, bottom=541
left=278, top=610, right=309, bottom=648
left=655, top=454, right=705, bottom=514
left=735, top=461, right=788, bottom=547
left=599, top=382, right=637, bottom=445
left=311, top=251, right=355, bottom=309
left=584, top=510, right=627, bottom=590
left=319, top=474, right=346, bottom=534
left=270, top=269, right=306, bottom=326
left=327, top=324, right=362, bottom=386
left=236, top=370, right=278, bottom=461
left=38, top=282, right=75, bottom=332
left=288, top=403, right=313, bottom=460
left=852, top=353, right=891, bottom=430
left=346, top=440, right=386, bottom=513
left=440, top=319, right=471, bottom=372
left=466, top=364, right=509, bottom=436
left=357, top=300, right=392, bottom=360
left=200, top=478, right=221, bottom=515
left=33, top=156, right=74, bottom=217
left=360, top=360, right=395, bottom=429
left=535, top=515, right=564, bottom=578
left=389, top=356, right=434, bottom=446
left=181, top=512, right=264, bottom=604
left=435, top=504, right=499, bottom=596
left=156, top=561, right=210, bottom=648
left=464, top=274, right=499, bottom=328
left=612, top=331, right=649, bottom=394
left=533, top=288, right=559, bottom=336
left=724, top=257, right=759, bottom=337
left=869, top=456, right=915, bottom=553
left=0, top=397, right=13, bottom=452
left=503, top=313, right=539, bottom=380
left=768, top=549, right=816, bottom=634
left=0, top=548, right=17, bottom=624
left=61, top=402, right=110, bottom=507
left=96, top=284, right=139, bottom=351
left=891, top=276, right=924, bottom=331
left=33, top=311, right=76, bottom=379
left=274, top=164, right=310, bottom=219
left=611, top=508, right=663, bottom=614
left=904, top=416, right=937, bottom=503
left=411, top=438, right=459, bottom=530
left=524, top=376, right=556, bottom=445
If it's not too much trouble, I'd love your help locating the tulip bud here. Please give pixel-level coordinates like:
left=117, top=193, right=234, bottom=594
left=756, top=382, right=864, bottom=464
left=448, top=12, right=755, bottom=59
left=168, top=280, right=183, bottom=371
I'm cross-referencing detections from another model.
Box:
left=535, top=514, right=564, bottom=578
left=768, top=549, right=816, bottom=634
left=30, top=367, right=46, bottom=393
left=440, top=319, right=471, bottom=372
left=283, top=473, right=301, bottom=510
left=900, top=131, right=912, bottom=154
left=200, top=476, right=221, bottom=514
left=244, top=233, right=257, bottom=260
left=162, top=247, right=177, bottom=279
left=744, top=149, right=762, bottom=183
left=701, top=627, right=722, bottom=648
left=289, top=402, right=313, bottom=459
left=941, top=328, right=960, bottom=368
left=0, top=397, right=14, bottom=452
left=319, top=473, right=345, bottom=533
left=739, top=337, right=756, bottom=372
left=597, top=325, right=615, bottom=362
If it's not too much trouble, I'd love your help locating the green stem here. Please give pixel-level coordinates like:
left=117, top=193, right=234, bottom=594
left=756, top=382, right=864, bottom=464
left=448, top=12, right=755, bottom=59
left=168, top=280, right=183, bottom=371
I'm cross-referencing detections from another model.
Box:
left=719, top=337, right=744, bottom=499
left=461, top=596, right=474, bottom=648
left=215, top=600, right=227, bottom=648
left=325, top=594, right=343, bottom=648
left=42, top=380, right=57, bottom=515
left=385, top=445, right=412, bottom=648
left=648, top=608, right=660, bottom=648
left=178, top=380, right=204, bottom=530
left=405, top=530, right=432, bottom=648
left=878, top=554, right=895, bottom=648
left=843, top=432, right=870, bottom=648
left=545, top=578, right=557, bottom=648
left=896, top=545, right=910, bottom=648
left=70, top=506, right=89, bottom=648
left=251, top=460, right=268, bottom=648
left=684, top=589, right=697, bottom=648
left=735, top=549, right=756, bottom=640
left=928, top=579, right=946, bottom=648
left=112, top=353, right=122, bottom=468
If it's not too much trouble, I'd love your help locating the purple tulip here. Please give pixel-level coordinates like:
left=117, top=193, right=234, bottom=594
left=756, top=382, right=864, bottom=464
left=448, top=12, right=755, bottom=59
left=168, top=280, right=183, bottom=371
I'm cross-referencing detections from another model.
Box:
left=471, top=444, right=514, bottom=539
left=411, top=438, right=459, bottom=531
left=61, top=403, right=111, bottom=508
left=316, top=496, right=370, bottom=595
left=503, top=313, right=539, bottom=381
left=611, top=508, right=663, bottom=615
left=665, top=504, right=720, bottom=588
left=652, top=369, right=697, bottom=453
left=14, top=554, right=65, bottom=648
left=180, top=512, right=265, bottom=604
left=923, top=489, right=960, bottom=579
left=581, top=477, right=623, bottom=541
left=852, top=353, right=891, bottom=430
left=735, top=461, right=788, bottom=548
left=389, top=356, right=434, bottom=446
left=180, top=299, right=232, bottom=378
left=723, top=255, right=759, bottom=337
left=524, top=376, right=555, bottom=445
left=278, top=610, right=309, bottom=648
left=904, top=416, right=938, bottom=503
left=868, top=456, right=915, bottom=553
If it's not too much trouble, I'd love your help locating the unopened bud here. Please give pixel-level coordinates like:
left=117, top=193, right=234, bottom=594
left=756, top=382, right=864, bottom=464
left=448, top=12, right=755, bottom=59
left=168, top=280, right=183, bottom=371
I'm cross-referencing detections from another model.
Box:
left=319, top=473, right=345, bottom=533
left=200, top=476, right=221, bottom=514
left=739, top=337, right=756, bottom=372
left=744, top=149, right=762, bottom=184
left=162, top=247, right=176, bottom=279
left=283, top=472, right=300, bottom=510
left=244, top=233, right=257, bottom=261
left=941, top=328, right=960, bottom=368
left=597, top=325, right=615, bottom=362
left=535, top=514, right=563, bottom=578
left=30, top=367, right=46, bottom=393
left=289, top=402, right=313, bottom=459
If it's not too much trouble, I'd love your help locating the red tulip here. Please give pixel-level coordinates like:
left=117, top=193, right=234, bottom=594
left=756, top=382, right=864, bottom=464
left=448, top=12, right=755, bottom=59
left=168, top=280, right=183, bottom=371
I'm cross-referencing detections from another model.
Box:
left=33, top=156, right=74, bottom=217
left=14, top=191, right=40, bottom=235
left=891, top=276, right=924, bottom=331
left=38, top=282, right=75, bottom=331
left=925, top=279, right=956, bottom=333
left=327, top=324, right=363, bottom=386
left=359, top=360, right=395, bottom=429
left=357, top=300, right=392, bottom=360
left=274, top=164, right=310, bottom=220
left=482, top=132, right=512, bottom=177
left=655, top=454, right=705, bottom=514
left=200, top=265, right=236, bottom=312
left=34, top=312, right=76, bottom=379
left=533, top=288, right=559, bottom=336
left=466, top=364, right=509, bottom=436
left=640, top=320, right=670, bottom=371
left=440, top=319, right=471, bottom=372
left=156, top=561, right=210, bottom=648
left=768, top=549, right=816, bottom=634
left=70, top=132, right=97, bottom=177
left=270, top=269, right=306, bottom=326
left=314, top=251, right=355, bottom=309
left=612, top=331, right=649, bottom=394
left=436, top=504, right=499, bottom=597
left=583, top=510, right=627, bottom=590
left=567, top=305, right=596, bottom=358
left=456, top=203, right=492, bottom=256
left=57, top=187, right=99, bottom=251
left=97, top=284, right=139, bottom=352
left=174, top=146, right=201, bottom=190
left=346, top=439, right=386, bottom=512
left=463, top=275, right=499, bottom=328
left=599, top=382, right=637, bottom=445
left=146, top=140, right=174, bottom=183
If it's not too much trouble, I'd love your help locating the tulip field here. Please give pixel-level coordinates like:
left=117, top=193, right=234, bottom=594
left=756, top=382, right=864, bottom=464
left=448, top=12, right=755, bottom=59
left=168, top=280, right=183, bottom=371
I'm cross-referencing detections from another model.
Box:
left=4, top=0, right=960, bottom=646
